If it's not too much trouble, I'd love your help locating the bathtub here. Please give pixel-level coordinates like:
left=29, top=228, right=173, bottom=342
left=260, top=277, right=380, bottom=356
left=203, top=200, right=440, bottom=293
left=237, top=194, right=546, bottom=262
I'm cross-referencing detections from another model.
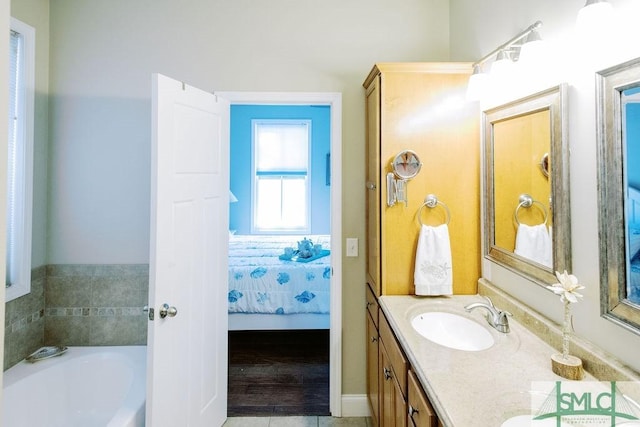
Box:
left=3, top=345, right=146, bottom=427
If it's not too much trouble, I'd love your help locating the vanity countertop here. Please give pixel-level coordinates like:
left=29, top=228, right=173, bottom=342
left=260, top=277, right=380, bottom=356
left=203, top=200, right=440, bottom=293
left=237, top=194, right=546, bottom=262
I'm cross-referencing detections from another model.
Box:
left=377, top=294, right=636, bottom=426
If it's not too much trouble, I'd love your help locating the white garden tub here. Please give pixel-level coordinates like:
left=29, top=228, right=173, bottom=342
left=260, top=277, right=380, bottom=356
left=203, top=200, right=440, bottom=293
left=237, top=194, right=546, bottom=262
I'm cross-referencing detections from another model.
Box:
left=3, top=346, right=146, bottom=427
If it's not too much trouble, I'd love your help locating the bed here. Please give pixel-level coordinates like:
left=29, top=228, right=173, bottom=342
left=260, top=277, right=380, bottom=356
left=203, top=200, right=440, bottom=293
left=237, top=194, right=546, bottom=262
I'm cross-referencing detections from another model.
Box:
left=629, top=187, right=640, bottom=301
left=228, top=234, right=331, bottom=330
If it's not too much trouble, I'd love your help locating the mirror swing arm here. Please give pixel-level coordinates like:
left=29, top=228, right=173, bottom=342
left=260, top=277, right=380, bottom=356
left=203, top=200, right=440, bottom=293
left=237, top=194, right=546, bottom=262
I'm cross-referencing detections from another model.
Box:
left=482, top=84, right=571, bottom=286
left=596, top=57, right=640, bottom=333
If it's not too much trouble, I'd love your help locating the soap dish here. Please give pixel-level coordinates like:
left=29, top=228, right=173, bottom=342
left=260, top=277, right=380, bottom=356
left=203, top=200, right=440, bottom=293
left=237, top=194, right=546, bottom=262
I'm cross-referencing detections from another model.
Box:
left=26, top=346, right=68, bottom=363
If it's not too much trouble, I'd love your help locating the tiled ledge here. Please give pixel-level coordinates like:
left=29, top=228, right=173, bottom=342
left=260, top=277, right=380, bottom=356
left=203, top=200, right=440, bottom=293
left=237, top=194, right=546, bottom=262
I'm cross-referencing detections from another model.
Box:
left=479, top=278, right=640, bottom=382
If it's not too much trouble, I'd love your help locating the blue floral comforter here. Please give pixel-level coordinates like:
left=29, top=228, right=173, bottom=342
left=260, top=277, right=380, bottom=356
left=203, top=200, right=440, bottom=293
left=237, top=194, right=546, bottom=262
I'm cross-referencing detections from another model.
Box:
left=228, top=235, right=331, bottom=315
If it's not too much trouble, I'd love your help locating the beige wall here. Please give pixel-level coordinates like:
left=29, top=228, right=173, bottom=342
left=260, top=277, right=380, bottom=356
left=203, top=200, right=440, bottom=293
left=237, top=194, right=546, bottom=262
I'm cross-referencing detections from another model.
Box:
left=450, top=0, right=640, bottom=373
left=45, top=0, right=450, bottom=398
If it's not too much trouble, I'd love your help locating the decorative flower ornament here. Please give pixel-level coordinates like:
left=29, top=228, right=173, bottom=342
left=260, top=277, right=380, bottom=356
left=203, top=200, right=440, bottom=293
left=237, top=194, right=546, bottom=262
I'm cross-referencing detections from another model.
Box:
left=546, top=270, right=585, bottom=304
left=546, top=271, right=585, bottom=376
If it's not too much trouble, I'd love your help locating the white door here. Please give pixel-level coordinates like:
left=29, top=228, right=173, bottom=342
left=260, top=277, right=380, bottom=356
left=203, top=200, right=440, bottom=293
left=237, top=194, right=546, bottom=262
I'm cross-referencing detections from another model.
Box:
left=148, top=73, right=229, bottom=427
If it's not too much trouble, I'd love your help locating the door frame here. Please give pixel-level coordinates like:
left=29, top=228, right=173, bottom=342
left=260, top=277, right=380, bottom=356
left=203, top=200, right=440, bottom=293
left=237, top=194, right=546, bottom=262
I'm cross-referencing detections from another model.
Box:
left=219, top=91, right=342, bottom=416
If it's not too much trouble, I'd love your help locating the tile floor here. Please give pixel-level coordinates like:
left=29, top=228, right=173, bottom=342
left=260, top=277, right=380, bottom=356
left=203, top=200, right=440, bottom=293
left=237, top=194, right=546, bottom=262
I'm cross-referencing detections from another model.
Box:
left=223, top=416, right=373, bottom=427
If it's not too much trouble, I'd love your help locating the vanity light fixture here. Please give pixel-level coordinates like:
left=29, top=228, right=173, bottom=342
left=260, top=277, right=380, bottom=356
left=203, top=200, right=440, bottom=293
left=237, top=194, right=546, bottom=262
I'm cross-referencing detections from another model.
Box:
left=576, top=0, right=614, bottom=35
left=518, top=29, right=544, bottom=66
left=466, top=21, right=544, bottom=102
left=466, top=64, right=490, bottom=101
left=490, top=49, right=514, bottom=78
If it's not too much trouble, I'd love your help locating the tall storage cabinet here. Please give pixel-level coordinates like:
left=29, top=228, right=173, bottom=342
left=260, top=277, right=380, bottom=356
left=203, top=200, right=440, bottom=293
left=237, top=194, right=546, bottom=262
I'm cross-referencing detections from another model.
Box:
left=364, top=63, right=481, bottom=426
left=365, top=75, right=382, bottom=296
left=363, top=63, right=480, bottom=297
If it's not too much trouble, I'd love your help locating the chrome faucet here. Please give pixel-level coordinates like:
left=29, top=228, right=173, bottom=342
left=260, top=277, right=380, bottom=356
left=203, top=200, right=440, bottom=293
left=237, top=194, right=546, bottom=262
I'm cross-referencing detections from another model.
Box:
left=464, top=296, right=511, bottom=333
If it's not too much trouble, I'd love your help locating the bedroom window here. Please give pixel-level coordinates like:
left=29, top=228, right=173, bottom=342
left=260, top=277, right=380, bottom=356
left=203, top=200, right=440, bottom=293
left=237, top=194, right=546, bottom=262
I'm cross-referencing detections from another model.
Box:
left=252, top=120, right=311, bottom=233
left=6, top=18, right=35, bottom=302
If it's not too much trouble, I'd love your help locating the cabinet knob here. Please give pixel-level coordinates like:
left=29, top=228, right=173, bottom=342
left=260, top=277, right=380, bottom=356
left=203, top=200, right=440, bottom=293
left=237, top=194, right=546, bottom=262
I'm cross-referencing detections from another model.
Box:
left=383, top=367, right=392, bottom=380
left=370, top=336, right=378, bottom=343
left=408, top=404, right=419, bottom=418
left=366, top=182, right=377, bottom=190
left=408, top=404, right=420, bottom=426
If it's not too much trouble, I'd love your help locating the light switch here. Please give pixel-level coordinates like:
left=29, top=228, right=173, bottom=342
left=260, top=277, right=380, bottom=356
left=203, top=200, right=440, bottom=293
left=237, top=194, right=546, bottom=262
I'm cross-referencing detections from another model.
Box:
left=346, top=238, right=358, bottom=257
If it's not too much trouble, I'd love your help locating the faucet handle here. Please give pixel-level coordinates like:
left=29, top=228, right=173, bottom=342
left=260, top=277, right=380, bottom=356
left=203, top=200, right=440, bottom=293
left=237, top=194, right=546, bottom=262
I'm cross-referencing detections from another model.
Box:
left=482, top=295, right=495, bottom=308
left=498, top=310, right=512, bottom=320
left=496, top=310, right=512, bottom=333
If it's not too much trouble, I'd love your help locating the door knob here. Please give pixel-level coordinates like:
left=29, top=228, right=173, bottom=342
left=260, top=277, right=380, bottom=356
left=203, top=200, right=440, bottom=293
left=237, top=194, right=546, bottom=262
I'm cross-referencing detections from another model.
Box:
left=159, top=303, right=178, bottom=318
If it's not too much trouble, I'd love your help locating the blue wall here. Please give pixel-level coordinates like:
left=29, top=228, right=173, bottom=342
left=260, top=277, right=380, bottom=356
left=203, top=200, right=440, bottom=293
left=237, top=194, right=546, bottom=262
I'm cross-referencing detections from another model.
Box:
left=230, top=105, right=331, bottom=235
left=627, top=102, right=640, bottom=190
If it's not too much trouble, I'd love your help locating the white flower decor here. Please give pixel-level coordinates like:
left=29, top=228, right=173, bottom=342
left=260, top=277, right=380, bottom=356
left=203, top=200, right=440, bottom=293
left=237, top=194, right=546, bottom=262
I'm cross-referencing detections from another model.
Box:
left=546, top=271, right=585, bottom=369
left=546, top=270, right=585, bottom=304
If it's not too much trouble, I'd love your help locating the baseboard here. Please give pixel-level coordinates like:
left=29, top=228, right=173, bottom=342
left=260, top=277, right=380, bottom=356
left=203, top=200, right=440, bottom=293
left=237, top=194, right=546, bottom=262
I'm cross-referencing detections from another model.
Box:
left=340, top=394, right=371, bottom=417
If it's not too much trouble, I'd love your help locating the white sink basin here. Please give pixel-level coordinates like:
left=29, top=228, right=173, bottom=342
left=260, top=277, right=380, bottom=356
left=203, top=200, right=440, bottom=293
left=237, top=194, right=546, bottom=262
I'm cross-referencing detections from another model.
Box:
left=410, top=311, right=494, bottom=351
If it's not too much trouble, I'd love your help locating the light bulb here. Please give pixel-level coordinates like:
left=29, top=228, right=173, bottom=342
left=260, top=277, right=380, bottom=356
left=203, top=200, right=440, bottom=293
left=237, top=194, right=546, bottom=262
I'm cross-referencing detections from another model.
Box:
left=576, top=0, right=614, bottom=37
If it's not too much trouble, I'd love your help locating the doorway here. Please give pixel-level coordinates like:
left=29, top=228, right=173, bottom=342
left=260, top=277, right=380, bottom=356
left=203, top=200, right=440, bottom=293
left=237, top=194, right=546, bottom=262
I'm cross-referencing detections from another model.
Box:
left=219, top=91, right=343, bottom=417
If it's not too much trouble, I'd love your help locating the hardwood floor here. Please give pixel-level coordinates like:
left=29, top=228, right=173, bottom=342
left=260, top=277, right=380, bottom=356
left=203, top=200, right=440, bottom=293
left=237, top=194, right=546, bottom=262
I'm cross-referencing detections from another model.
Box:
left=227, top=329, right=330, bottom=417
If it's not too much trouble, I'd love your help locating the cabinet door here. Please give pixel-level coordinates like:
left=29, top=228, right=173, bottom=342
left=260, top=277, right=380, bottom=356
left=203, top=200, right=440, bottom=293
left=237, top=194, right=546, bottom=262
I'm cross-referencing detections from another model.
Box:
left=366, top=312, right=380, bottom=426
left=365, top=75, right=381, bottom=296
left=407, top=370, right=438, bottom=427
left=379, top=339, right=407, bottom=427
left=366, top=283, right=379, bottom=328
left=393, top=376, right=408, bottom=427
left=379, top=313, right=407, bottom=395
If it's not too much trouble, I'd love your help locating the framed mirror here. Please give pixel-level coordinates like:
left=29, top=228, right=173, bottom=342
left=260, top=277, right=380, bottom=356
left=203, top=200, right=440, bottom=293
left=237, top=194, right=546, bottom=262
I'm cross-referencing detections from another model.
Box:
left=596, top=57, right=640, bottom=333
left=483, top=84, right=571, bottom=286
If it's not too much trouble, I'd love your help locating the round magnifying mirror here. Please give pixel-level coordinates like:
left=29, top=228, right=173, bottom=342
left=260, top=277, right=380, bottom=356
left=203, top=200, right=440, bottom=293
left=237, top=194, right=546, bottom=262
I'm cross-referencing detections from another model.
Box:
left=391, top=150, right=422, bottom=179
left=539, top=152, right=550, bottom=178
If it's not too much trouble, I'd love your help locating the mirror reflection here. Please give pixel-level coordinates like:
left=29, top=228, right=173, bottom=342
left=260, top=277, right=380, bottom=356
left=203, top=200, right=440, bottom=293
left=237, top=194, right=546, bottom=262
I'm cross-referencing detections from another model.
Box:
left=493, top=109, right=552, bottom=268
left=483, top=84, right=571, bottom=286
left=622, top=88, right=640, bottom=304
left=596, top=57, right=640, bottom=332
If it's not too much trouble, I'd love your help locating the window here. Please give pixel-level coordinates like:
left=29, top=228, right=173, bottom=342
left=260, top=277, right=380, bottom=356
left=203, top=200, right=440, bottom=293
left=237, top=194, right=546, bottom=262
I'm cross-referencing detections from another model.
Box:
left=252, top=120, right=310, bottom=233
left=6, top=17, right=35, bottom=301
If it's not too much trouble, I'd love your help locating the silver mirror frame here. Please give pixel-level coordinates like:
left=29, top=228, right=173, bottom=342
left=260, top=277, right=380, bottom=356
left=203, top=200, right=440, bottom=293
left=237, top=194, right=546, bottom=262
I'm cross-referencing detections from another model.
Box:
left=483, top=84, right=571, bottom=286
left=596, top=57, right=640, bottom=334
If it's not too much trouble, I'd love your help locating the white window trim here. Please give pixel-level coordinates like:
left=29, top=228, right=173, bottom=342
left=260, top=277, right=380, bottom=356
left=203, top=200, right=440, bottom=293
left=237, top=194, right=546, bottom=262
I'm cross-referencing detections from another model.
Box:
left=250, top=119, right=312, bottom=234
left=6, top=17, right=35, bottom=302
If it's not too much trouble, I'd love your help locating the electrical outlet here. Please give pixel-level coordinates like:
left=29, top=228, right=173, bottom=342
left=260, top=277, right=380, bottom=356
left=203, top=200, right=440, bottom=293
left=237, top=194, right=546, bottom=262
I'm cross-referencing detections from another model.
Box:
left=346, top=238, right=358, bottom=257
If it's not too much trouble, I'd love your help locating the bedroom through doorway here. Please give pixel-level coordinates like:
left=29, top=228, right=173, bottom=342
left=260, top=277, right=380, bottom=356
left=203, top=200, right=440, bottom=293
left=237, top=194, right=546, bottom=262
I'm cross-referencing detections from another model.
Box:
left=221, top=92, right=342, bottom=417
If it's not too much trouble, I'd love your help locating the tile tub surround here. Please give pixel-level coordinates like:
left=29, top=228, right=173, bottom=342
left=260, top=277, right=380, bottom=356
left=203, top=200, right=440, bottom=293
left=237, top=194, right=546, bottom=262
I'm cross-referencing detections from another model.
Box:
left=378, top=294, right=640, bottom=427
left=3, top=266, right=46, bottom=370
left=3, top=264, right=149, bottom=371
left=44, top=264, right=149, bottom=347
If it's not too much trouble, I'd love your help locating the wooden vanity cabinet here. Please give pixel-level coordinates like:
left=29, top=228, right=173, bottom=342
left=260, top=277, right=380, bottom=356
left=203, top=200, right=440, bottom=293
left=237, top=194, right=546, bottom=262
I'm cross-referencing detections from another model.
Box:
left=365, top=73, right=382, bottom=297
left=379, top=340, right=407, bottom=427
left=379, top=312, right=408, bottom=427
left=366, top=285, right=380, bottom=426
left=367, top=297, right=441, bottom=427
left=364, top=62, right=476, bottom=426
left=363, top=62, right=480, bottom=297
left=407, top=370, right=438, bottom=427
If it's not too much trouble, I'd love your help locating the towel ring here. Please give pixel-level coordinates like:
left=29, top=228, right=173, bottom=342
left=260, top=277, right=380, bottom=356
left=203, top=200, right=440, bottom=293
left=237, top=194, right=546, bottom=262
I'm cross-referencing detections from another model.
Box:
left=514, top=193, right=548, bottom=226
left=418, top=194, right=451, bottom=226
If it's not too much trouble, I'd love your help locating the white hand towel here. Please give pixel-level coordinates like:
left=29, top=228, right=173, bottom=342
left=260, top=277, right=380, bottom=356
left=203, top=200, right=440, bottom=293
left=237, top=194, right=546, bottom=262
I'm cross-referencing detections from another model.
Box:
left=514, top=223, right=552, bottom=268
left=414, top=224, right=453, bottom=296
